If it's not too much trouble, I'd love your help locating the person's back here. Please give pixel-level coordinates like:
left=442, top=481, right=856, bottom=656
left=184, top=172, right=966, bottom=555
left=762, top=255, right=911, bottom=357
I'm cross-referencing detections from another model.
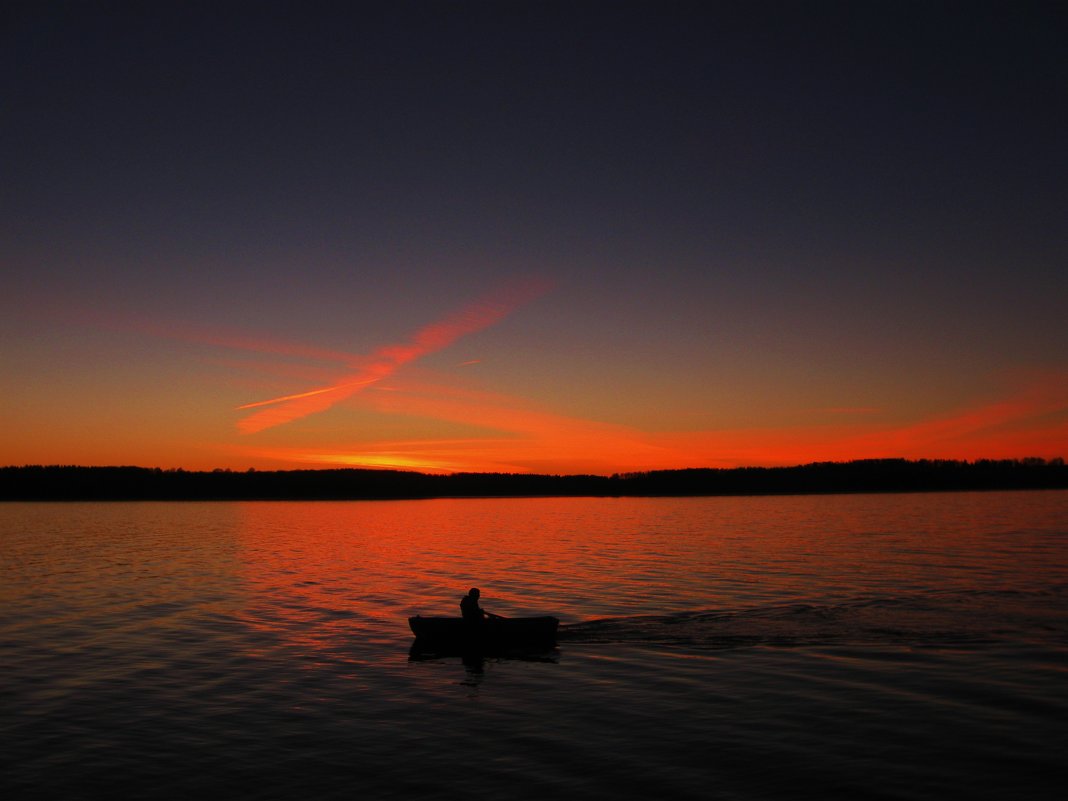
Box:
left=460, top=587, right=484, bottom=624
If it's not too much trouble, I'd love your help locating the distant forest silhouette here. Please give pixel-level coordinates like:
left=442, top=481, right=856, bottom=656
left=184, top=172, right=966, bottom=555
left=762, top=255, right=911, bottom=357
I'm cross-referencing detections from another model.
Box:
left=2, top=459, right=1066, bottom=501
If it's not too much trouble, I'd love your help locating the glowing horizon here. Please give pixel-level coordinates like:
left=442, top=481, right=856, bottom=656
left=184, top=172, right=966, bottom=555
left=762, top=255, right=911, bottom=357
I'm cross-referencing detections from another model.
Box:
left=226, top=372, right=1068, bottom=475
left=4, top=282, right=1066, bottom=474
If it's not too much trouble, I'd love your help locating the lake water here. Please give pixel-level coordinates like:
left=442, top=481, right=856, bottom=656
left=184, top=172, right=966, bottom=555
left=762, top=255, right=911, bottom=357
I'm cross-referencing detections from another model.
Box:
left=2, top=492, right=1067, bottom=800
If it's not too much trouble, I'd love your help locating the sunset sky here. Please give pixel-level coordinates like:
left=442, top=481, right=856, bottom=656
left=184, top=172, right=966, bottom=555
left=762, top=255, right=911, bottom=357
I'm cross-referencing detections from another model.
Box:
left=4, top=1, right=1066, bottom=474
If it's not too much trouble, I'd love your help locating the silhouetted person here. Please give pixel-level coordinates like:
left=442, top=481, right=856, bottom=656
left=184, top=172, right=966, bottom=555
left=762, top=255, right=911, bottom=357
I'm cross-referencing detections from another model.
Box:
left=460, top=587, right=489, bottom=624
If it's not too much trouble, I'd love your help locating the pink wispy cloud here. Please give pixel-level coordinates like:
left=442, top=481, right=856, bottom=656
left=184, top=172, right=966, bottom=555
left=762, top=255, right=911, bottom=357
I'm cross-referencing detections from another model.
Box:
left=666, top=374, right=1068, bottom=466
left=235, top=277, right=551, bottom=434
left=235, top=372, right=1068, bottom=473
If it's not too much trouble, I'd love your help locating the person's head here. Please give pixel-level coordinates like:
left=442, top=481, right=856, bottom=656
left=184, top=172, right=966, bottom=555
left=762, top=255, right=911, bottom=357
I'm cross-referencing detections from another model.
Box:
left=468, top=587, right=480, bottom=598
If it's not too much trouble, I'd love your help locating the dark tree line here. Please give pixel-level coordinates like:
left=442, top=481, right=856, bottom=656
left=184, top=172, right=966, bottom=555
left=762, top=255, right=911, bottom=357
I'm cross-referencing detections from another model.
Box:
left=1, top=458, right=1066, bottom=500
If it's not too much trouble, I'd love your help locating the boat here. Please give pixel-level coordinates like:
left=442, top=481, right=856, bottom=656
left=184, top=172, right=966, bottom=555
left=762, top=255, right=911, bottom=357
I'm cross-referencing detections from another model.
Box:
left=408, top=615, right=559, bottom=653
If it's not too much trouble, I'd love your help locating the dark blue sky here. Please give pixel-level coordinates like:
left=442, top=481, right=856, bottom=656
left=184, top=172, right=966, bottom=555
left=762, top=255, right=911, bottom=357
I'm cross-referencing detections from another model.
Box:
left=3, top=1, right=1067, bottom=470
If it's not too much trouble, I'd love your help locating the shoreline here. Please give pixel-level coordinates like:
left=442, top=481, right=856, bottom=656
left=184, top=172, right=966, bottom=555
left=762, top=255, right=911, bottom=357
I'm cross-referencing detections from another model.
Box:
left=3, top=459, right=1066, bottom=501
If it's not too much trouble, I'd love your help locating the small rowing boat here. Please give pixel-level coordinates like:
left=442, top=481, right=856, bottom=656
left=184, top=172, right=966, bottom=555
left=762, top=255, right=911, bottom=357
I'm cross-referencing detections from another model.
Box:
left=408, top=615, right=559, bottom=651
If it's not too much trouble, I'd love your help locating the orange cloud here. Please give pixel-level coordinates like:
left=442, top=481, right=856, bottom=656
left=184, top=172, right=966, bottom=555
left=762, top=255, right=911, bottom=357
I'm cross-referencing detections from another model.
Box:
left=669, top=375, right=1068, bottom=467
left=235, top=373, right=1068, bottom=474
left=843, top=375, right=1068, bottom=454
left=235, top=277, right=551, bottom=434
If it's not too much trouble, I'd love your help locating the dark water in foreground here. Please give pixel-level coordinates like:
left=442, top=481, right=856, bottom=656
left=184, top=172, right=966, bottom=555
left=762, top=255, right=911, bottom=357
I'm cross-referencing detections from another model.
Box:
left=2, top=492, right=1067, bottom=800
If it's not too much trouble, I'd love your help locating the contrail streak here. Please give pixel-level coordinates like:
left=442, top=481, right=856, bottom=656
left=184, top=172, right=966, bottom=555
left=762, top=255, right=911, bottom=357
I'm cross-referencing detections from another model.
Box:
left=236, top=277, right=550, bottom=433
left=236, top=379, right=380, bottom=410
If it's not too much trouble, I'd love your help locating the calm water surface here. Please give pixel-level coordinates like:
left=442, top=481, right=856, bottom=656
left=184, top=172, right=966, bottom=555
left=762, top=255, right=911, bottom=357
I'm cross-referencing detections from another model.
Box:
left=3, top=492, right=1067, bottom=799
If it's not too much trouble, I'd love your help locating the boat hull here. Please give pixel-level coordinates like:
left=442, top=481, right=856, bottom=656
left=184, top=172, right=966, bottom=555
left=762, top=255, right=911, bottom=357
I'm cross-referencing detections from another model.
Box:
left=408, top=615, right=559, bottom=653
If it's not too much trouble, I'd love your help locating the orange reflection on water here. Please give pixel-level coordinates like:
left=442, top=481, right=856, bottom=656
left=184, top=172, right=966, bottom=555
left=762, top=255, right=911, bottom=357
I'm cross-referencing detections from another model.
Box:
left=222, top=492, right=1068, bottom=659
left=230, top=500, right=490, bottom=656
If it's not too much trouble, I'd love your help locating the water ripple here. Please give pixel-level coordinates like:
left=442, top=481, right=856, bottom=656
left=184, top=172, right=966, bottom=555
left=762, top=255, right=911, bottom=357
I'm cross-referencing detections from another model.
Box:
left=3, top=493, right=1067, bottom=800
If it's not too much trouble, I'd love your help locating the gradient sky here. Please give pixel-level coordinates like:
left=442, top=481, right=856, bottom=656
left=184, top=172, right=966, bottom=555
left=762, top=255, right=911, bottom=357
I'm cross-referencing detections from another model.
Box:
left=3, top=1, right=1067, bottom=474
